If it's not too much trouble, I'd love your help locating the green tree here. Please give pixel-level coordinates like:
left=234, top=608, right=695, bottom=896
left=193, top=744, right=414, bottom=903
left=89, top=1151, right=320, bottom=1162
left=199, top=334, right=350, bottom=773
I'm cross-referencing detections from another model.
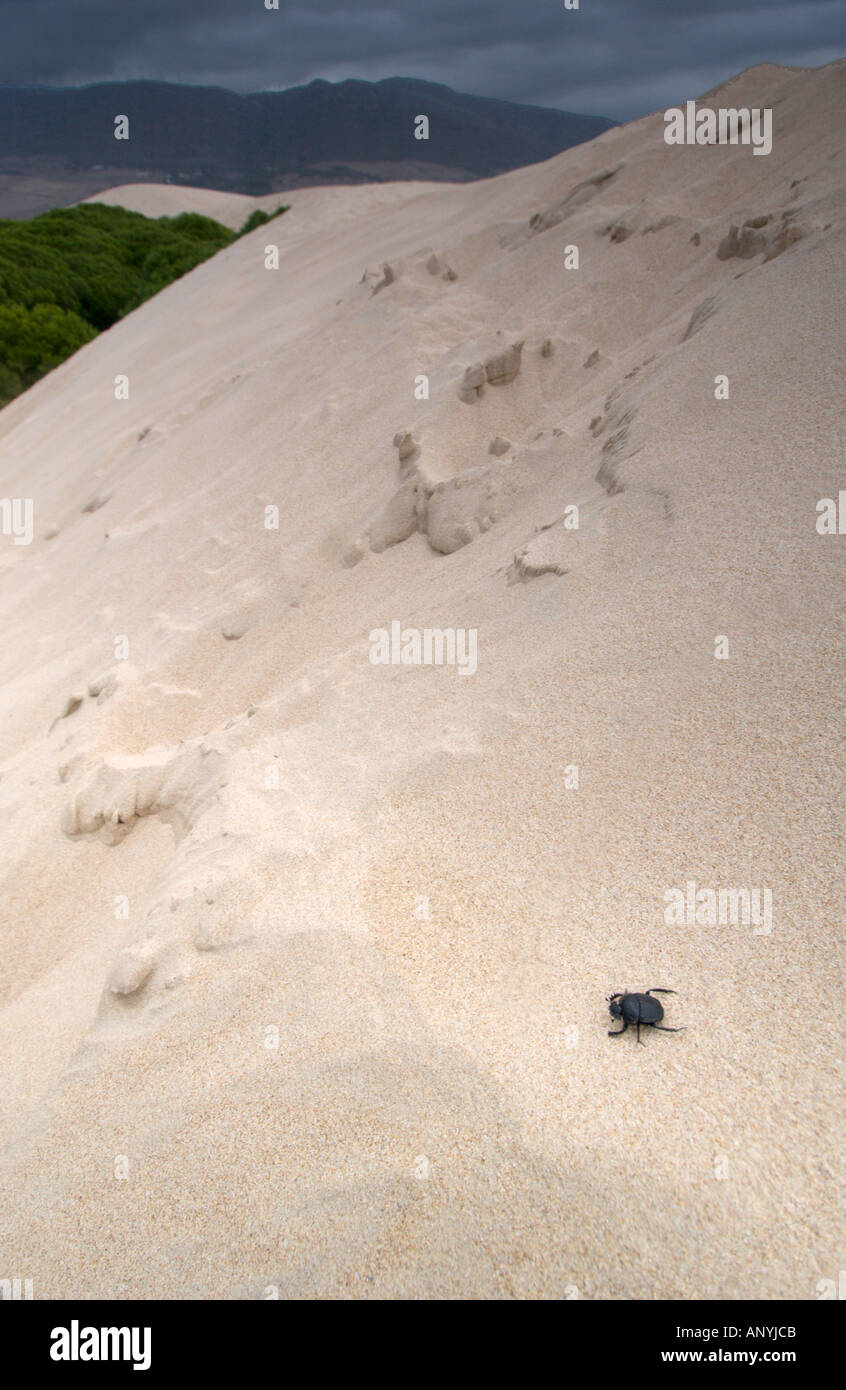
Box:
left=0, top=302, right=97, bottom=385
left=0, top=200, right=274, bottom=406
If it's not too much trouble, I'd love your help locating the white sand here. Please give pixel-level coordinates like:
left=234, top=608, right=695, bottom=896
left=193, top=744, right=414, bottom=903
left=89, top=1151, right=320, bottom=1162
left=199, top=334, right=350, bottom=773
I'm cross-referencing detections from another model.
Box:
left=0, top=60, right=844, bottom=1300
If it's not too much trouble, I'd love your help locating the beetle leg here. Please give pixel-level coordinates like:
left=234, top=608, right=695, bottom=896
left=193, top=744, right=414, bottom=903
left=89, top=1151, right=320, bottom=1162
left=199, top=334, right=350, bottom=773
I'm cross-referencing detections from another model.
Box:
left=646, top=988, right=676, bottom=995
left=607, top=1019, right=628, bottom=1036
left=637, top=1021, right=645, bottom=1044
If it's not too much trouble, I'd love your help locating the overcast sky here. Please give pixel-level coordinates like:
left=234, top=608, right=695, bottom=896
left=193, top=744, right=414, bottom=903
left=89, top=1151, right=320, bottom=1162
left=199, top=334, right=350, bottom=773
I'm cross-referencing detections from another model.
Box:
left=1, top=0, right=843, bottom=120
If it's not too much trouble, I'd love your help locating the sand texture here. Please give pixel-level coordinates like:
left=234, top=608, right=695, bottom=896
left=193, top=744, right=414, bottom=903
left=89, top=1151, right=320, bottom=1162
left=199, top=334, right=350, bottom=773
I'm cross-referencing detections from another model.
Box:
left=0, top=60, right=844, bottom=1300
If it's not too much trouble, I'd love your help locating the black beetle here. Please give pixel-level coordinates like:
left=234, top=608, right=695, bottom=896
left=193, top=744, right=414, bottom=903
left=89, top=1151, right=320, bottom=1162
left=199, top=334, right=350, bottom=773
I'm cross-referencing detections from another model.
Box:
left=607, top=988, right=684, bottom=1044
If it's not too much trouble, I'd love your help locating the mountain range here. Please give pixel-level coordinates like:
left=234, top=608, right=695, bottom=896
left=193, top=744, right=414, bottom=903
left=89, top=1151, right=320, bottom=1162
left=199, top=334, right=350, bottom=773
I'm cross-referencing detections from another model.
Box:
left=0, top=77, right=615, bottom=219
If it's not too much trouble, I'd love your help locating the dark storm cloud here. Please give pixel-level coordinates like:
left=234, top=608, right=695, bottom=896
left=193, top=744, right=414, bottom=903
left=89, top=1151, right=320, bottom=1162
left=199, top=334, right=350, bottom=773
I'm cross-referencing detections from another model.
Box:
left=1, top=0, right=843, bottom=119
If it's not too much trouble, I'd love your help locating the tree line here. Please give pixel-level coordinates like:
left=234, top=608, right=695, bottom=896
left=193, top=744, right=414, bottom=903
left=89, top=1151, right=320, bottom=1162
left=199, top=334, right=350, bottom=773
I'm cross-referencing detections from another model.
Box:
left=0, top=201, right=287, bottom=406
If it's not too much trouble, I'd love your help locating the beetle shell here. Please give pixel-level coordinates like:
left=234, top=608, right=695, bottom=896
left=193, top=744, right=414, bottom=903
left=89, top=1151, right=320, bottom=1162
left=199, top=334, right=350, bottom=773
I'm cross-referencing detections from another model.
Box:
left=621, top=993, right=664, bottom=1024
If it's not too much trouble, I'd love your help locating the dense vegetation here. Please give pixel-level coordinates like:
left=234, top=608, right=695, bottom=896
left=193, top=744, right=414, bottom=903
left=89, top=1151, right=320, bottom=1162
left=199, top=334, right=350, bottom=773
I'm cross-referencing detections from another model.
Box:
left=0, top=201, right=287, bottom=406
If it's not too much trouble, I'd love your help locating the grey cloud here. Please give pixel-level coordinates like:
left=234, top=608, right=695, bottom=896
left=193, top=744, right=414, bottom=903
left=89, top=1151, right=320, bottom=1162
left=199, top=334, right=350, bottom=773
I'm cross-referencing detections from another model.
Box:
left=0, top=0, right=843, bottom=118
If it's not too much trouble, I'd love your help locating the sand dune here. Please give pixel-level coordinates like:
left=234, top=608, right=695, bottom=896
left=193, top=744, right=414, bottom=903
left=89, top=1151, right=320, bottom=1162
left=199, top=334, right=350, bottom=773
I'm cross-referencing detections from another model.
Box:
left=83, top=178, right=445, bottom=230
left=0, top=60, right=844, bottom=1299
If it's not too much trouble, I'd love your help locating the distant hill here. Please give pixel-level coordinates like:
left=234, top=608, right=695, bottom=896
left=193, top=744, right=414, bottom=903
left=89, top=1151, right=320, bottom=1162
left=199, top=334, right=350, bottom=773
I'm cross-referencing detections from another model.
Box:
left=0, top=78, right=616, bottom=219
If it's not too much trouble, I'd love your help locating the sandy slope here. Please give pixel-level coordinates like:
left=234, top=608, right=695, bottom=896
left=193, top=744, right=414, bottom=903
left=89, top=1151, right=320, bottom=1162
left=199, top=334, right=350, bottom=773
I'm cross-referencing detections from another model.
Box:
left=0, top=61, right=843, bottom=1300
left=84, top=181, right=290, bottom=228
left=83, top=180, right=445, bottom=230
